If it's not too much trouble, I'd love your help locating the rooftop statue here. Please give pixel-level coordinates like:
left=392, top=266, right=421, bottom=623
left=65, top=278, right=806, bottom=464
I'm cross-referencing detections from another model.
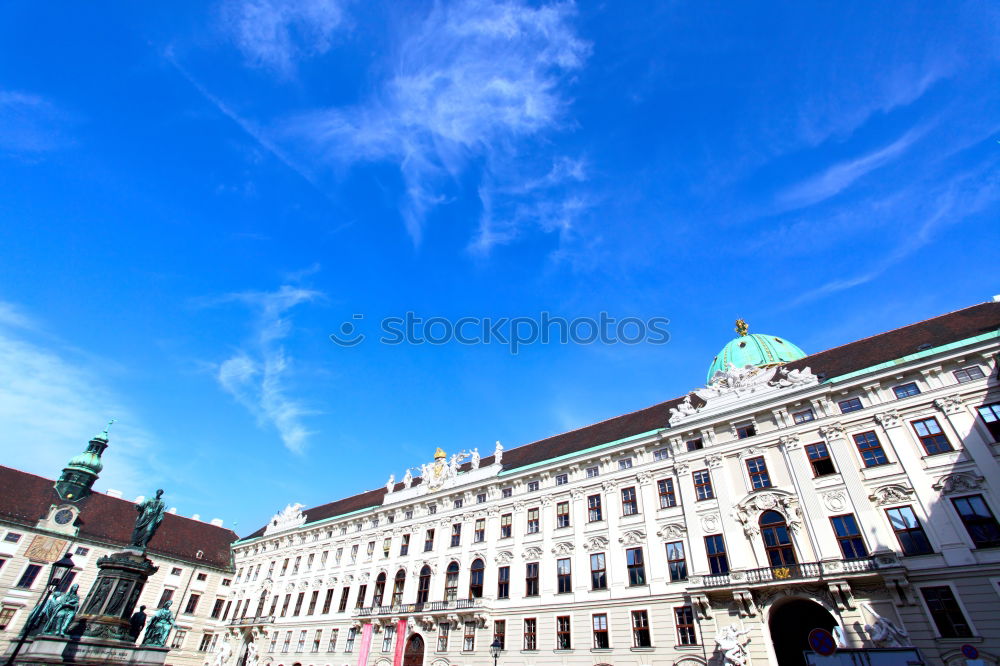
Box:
left=141, top=600, right=174, bottom=647
left=131, top=489, right=166, bottom=550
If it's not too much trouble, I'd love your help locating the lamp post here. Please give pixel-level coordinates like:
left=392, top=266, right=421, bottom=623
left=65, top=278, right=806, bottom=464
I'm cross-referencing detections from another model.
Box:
left=489, top=638, right=502, bottom=666
left=5, top=551, right=75, bottom=666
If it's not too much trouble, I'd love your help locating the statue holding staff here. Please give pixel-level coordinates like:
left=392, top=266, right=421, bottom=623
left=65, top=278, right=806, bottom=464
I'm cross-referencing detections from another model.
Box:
left=131, top=489, right=166, bottom=549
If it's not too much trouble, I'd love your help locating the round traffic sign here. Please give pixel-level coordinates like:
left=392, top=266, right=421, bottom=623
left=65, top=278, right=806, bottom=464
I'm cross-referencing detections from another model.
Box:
left=808, top=628, right=837, bottom=657
left=962, top=644, right=979, bottom=659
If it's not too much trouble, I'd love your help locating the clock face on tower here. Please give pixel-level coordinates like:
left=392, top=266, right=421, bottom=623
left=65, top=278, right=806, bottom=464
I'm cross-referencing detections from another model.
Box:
left=54, top=509, right=74, bottom=525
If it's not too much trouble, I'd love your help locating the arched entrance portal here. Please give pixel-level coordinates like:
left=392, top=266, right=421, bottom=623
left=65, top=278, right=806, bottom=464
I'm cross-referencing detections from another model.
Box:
left=403, top=633, right=425, bottom=666
left=768, top=598, right=837, bottom=666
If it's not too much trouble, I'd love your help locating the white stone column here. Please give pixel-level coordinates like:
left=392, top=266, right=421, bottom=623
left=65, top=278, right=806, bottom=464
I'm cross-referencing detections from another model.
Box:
left=675, top=463, right=711, bottom=573
left=777, top=435, right=840, bottom=562
left=708, top=453, right=756, bottom=569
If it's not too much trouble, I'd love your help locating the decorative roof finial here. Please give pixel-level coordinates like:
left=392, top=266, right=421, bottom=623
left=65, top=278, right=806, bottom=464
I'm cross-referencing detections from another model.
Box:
left=95, top=418, right=116, bottom=440
left=735, top=318, right=749, bottom=337
left=434, top=447, right=446, bottom=460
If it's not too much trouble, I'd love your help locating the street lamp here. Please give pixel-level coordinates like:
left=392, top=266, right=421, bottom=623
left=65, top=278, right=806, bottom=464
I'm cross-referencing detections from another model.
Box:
left=489, top=638, right=502, bottom=666
left=5, top=551, right=75, bottom=665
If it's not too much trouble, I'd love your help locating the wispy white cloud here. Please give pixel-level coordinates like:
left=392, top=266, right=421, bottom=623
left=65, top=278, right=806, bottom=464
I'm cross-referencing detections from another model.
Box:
left=777, top=126, right=926, bottom=211
left=283, top=0, right=590, bottom=245
left=0, top=301, right=157, bottom=498
left=214, top=285, right=322, bottom=453
left=222, top=0, right=349, bottom=74
left=0, top=90, right=74, bottom=156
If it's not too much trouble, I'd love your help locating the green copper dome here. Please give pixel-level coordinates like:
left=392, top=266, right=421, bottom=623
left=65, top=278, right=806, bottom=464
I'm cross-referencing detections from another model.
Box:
left=67, top=448, right=104, bottom=475
left=707, top=319, right=807, bottom=383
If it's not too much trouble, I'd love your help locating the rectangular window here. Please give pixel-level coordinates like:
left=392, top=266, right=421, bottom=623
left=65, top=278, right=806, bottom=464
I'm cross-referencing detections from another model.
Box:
left=197, top=572, right=208, bottom=582
left=555, top=473, right=568, bottom=485
left=54, top=570, right=76, bottom=595
left=170, top=629, right=187, bottom=650
left=338, top=587, right=350, bottom=613
left=222, top=601, right=232, bottom=621
left=474, top=518, right=485, bottom=542
left=619, top=457, right=633, bottom=470
left=556, top=501, right=570, bottom=528
left=746, top=457, right=772, bottom=489
left=886, top=506, right=933, bottom=555
left=279, top=594, right=290, bottom=617
left=686, top=438, right=703, bottom=451
left=853, top=431, right=888, bottom=467
left=293, top=592, right=304, bottom=616
left=355, top=585, right=367, bottom=609
left=806, top=442, right=837, bottom=476
left=424, top=529, right=435, bottom=551
left=676, top=606, right=697, bottom=645
left=500, top=513, right=512, bottom=538
left=666, top=541, right=687, bottom=581
left=211, top=598, right=225, bottom=619
left=268, top=632, right=277, bottom=653
left=350, top=544, right=358, bottom=562
left=525, top=562, right=539, bottom=596
left=428, top=505, right=437, bottom=515
left=626, top=547, right=646, bottom=586
left=15, top=564, right=41, bottom=589
left=736, top=423, right=756, bottom=439
left=184, top=593, right=200, bottom=615
left=335, top=548, right=343, bottom=564
left=527, top=480, right=540, bottom=492
left=588, top=494, right=603, bottom=522
left=793, top=408, right=815, bottom=423
left=383, top=537, right=391, bottom=557
left=382, top=625, right=395, bottom=652
left=839, top=397, right=863, bottom=413
left=912, top=417, right=953, bottom=455
left=307, top=590, right=319, bottom=615
left=693, top=469, right=714, bottom=500
left=658, top=478, right=677, bottom=508
left=977, top=402, right=1000, bottom=441
left=477, top=493, right=487, bottom=503
left=314, top=628, right=323, bottom=653
left=654, top=448, right=669, bottom=461
left=400, top=534, right=410, bottom=556
left=404, top=510, right=413, bottom=520
left=366, top=541, right=375, bottom=557
left=0, top=608, right=16, bottom=631
left=590, top=552, right=607, bottom=589
left=450, top=524, right=462, bottom=547
left=437, top=623, right=450, bottom=652
left=593, top=613, right=609, bottom=649
left=631, top=610, right=651, bottom=647
left=953, top=365, right=986, bottom=383
left=952, top=495, right=1000, bottom=548
left=523, top=618, right=537, bottom=650
left=268, top=595, right=278, bottom=617
left=586, top=466, right=600, bottom=478
left=453, top=499, right=463, bottom=509
left=345, top=627, right=357, bottom=653
left=705, top=534, right=730, bottom=574
left=893, top=382, right=921, bottom=399
left=501, top=487, right=512, bottom=498
left=297, top=629, right=307, bottom=651
left=463, top=621, right=476, bottom=651
left=281, top=630, right=291, bottom=653
left=921, top=586, right=972, bottom=638
left=526, top=508, right=540, bottom=534
left=327, top=629, right=338, bottom=652
left=556, top=616, right=571, bottom=649
left=831, top=514, right=868, bottom=559
left=493, top=620, right=505, bottom=650
left=621, top=486, right=639, bottom=515
left=322, top=588, right=334, bottom=614
left=497, top=566, right=510, bottom=599
left=556, top=558, right=572, bottom=593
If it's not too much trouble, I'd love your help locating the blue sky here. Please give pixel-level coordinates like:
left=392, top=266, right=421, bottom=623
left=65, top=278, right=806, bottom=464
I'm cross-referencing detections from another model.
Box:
left=1, top=1, right=997, bottom=535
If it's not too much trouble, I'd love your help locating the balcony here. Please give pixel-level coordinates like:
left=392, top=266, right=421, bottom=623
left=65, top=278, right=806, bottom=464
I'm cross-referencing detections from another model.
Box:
left=691, top=556, right=885, bottom=589
left=354, top=598, right=484, bottom=618
left=228, top=615, right=275, bottom=626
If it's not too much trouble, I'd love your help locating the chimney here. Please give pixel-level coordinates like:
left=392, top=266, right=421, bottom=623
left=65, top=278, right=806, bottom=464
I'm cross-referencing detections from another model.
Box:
left=106, top=489, right=123, bottom=498
left=191, top=514, right=201, bottom=521
left=210, top=518, right=224, bottom=527
left=168, top=507, right=177, bottom=514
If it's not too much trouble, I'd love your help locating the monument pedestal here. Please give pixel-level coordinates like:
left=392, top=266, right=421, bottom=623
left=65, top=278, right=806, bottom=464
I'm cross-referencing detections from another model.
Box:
left=75, top=549, right=157, bottom=642
left=13, top=634, right=168, bottom=665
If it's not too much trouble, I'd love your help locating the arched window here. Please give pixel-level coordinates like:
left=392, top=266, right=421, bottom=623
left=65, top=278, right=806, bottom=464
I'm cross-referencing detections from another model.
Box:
left=372, top=572, right=387, bottom=607
left=416, top=566, right=431, bottom=605
left=392, top=569, right=406, bottom=605
left=444, top=561, right=460, bottom=601
left=759, top=510, right=797, bottom=567
left=469, top=558, right=484, bottom=598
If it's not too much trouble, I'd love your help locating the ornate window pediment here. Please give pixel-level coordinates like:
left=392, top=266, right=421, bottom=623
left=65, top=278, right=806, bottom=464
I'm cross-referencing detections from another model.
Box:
left=552, top=541, right=575, bottom=555
left=656, top=523, right=687, bottom=540
left=869, top=484, right=915, bottom=506
left=583, top=536, right=609, bottom=552
left=932, top=472, right=985, bottom=494
left=494, top=550, right=513, bottom=564
left=617, top=529, right=646, bottom=546
left=522, top=546, right=543, bottom=560
left=733, top=489, right=802, bottom=536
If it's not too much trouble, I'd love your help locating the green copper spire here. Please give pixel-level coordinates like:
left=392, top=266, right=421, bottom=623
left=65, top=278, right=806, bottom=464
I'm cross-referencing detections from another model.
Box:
left=707, top=320, right=806, bottom=383
left=55, top=422, right=114, bottom=502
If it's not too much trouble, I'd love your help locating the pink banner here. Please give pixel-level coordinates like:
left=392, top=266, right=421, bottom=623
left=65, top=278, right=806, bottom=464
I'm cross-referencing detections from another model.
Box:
left=357, top=623, right=374, bottom=666
left=392, top=619, right=407, bottom=666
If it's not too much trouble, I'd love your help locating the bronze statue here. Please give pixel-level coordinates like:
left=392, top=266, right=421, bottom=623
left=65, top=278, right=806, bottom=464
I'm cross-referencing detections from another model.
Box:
left=131, top=489, right=166, bottom=549
left=42, top=584, right=79, bottom=637
left=25, top=589, right=61, bottom=635
left=141, top=600, right=174, bottom=647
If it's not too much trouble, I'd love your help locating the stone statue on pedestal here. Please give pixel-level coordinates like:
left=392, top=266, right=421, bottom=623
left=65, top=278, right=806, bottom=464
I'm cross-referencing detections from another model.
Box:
left=42, top=584, right=80, bottom=637
left=141, top=600, right=174, bottom=647
left=131, top=489, right=166, bottom=549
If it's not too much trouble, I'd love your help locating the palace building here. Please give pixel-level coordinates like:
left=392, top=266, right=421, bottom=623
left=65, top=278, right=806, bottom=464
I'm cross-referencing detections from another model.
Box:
left=219, top=300, right=1000, bottom=666
left=0, top=430, right=238, bottom=665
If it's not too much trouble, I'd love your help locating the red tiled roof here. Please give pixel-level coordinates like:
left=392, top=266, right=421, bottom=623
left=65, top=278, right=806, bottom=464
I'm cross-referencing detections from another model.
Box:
left=244, top=301, right=1000, bottom=539
left=0, top=467, right=237, bottom=570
